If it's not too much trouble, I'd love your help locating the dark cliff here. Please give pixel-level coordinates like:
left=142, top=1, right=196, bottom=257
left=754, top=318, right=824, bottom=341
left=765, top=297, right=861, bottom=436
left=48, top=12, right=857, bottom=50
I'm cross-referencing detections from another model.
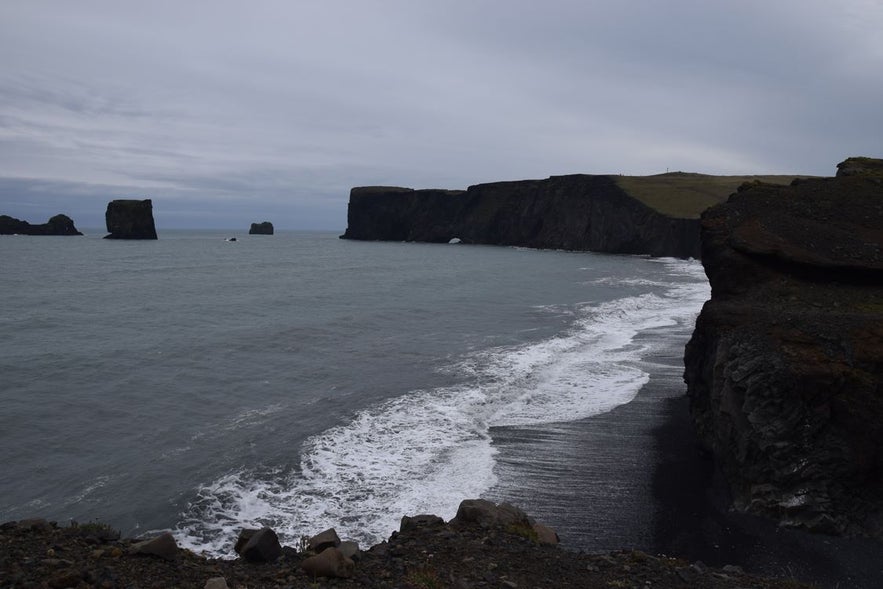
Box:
left=341, top=175, right=703, bottom=258
left=684, top=160, right=883, bottom=537
left=104, top=199, right=157, bottom=240
left=0, top=214, right=82, bottom=236
left=249, top=221, right=274, bottom=235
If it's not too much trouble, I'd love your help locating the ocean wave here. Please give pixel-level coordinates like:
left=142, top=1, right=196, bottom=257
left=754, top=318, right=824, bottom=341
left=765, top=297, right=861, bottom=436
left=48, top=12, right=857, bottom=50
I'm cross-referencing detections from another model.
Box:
left=174, top=259, right=709, bottom=556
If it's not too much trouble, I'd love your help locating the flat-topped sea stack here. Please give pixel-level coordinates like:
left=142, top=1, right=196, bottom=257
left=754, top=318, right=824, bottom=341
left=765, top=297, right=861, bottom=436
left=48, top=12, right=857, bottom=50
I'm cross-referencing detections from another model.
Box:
left=104, top=199, right=157, bottom=240
left=684, top=158, right=883, bottom=537
left=249, top=221, right=274, bottom=235
left=0, top=214, right=82, bottom=236
left=340, top=173, right=804, bottom=258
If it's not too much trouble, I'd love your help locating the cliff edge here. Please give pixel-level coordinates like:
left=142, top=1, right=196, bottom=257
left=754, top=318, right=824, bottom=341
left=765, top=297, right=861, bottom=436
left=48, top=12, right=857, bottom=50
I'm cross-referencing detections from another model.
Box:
left=684, top=158, right=883, bottom=537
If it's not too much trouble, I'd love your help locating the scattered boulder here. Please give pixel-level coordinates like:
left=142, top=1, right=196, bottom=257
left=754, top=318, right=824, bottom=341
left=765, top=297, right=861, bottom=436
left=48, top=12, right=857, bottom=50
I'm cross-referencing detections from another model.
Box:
left=300, top=546, right=355, bottom=578
left=307, top=528, right=341, bottom=553
left=0, top=214, right=82, bottom=235
left=532, top=522, right=560, bottom=546
left=400, top=514, right=445, bottom=532
left=104, top=199, right=157, bottom=239
left=203, top=577, right=229, bottom=589
left=130, top=532, right=178, bottom=561
left=337, top=540, right=361, bottom=562
left=452, top=499, right=531, bottom=528
left=237, top=527, right=281, bottom=563
left=249, top=221, right=274, bottom=235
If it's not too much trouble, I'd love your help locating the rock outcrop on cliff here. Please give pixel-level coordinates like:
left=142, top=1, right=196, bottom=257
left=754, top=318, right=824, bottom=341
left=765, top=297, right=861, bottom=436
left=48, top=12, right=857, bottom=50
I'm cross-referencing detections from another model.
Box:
left=341, top=175, right=704, bottom=258
left=684, top=159, right=883, bottom=537
left=249, top=221, right=274, bottom=235
left=0, top=214, right=82, bottom=236
left=104, top=199, right=157, bottom=240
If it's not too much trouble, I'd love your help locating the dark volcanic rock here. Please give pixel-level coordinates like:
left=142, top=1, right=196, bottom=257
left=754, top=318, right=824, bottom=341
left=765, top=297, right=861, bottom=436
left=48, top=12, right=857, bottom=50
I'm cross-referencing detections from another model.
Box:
left=340, top=175, right=701, bottom=258
left=684, top=162, right=883, bottom=538
left=249, top=221, right=274, bottom=235
left=836, top=156, right=883, bottom=178
left=104, top=199, right=157, bottom=239
left=0, top=213, right=82, bottom=235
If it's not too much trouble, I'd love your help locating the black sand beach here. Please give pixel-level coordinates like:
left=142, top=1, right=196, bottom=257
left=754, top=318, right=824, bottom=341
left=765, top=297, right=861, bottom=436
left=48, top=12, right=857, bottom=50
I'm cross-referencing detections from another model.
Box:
left=485, top=329, right=883, bottom=589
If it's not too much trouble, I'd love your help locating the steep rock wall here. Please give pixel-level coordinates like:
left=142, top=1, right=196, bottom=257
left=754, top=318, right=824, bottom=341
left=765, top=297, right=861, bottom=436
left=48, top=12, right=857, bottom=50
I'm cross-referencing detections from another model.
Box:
left=341, top=175, right=700, bottom=258
left=684, top=167, right=883, bottom=537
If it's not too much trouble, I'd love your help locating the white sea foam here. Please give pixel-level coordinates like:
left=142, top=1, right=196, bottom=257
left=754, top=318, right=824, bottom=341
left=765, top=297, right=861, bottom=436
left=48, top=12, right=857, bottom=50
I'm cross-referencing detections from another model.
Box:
left=175, top=259, right=710, bottom=557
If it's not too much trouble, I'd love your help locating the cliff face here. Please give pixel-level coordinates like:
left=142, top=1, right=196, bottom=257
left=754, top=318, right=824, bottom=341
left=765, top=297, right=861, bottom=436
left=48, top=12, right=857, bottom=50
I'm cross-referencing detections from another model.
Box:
left=341, top=175, right=701, bottom=258
left=684, top=163, right=883, bottom=537
left=104, top=199, right=157, bottom=240
left=0, top=214, right=82, bottom=236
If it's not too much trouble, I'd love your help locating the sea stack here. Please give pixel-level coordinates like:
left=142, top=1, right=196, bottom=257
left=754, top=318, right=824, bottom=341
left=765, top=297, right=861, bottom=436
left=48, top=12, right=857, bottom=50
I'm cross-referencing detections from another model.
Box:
left=249, top=221, right=274, bottom=235
left=684, top=157, right=883, bottom=538
left=104, top=199, right=157, bottom=240
left=0, top=214, right=82, bottom=235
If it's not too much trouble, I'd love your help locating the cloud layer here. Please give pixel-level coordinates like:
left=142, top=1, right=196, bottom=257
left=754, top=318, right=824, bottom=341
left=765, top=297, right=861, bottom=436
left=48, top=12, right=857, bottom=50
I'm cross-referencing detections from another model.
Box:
left=2, top=1, right=881, bottom=229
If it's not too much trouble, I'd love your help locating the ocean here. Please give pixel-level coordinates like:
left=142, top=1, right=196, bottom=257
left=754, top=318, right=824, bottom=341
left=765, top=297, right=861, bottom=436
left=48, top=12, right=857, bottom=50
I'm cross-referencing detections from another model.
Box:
left=0, top=230, right=709, bottom=558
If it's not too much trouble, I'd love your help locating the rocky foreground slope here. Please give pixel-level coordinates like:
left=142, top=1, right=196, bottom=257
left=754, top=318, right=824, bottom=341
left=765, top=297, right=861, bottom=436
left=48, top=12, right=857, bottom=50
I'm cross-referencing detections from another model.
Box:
left=684, top=158, right=883, bottom=538
left=340, top=174, right=801, bottom=259
left=1, top=500, right=812, bottom=589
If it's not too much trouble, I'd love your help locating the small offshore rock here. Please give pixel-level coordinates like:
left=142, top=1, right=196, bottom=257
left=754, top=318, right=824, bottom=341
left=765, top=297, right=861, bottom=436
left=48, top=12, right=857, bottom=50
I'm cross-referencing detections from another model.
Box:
left=240, top=527, right=282, bottom=563
left=308, top=527, right=341, bottom=553
left=301, top=546, right=355, bottom=578
left=131, top=532, right=178, bottom=561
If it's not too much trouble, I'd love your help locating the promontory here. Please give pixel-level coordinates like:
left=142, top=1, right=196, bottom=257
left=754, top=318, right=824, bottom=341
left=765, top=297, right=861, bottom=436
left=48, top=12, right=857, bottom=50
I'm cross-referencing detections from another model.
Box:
left=340, top=173, right=804, bottom=258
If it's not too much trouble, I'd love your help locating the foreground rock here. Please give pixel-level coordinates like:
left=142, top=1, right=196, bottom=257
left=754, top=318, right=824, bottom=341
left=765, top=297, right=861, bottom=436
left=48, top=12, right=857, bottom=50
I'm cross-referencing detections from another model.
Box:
left=0, top=213, right=82, bottom=235
left=249, top=221, right=274, bottom=235
left=0, top=501, right=812, bottom=588
left=684, top=158, right=883, bottom=537
left=340, top=173, right=803, bottom=258
left=104, top=199, right=158, bottom=239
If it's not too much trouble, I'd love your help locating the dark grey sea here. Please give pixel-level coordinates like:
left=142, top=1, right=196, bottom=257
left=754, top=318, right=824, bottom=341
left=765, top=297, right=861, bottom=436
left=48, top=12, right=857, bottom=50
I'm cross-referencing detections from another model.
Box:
left=0, top=230, right=708, bottom=557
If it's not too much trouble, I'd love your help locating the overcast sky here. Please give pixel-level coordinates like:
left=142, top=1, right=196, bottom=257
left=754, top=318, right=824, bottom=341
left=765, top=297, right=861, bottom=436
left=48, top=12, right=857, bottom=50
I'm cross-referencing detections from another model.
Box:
left=1, top=1, right=881, bottom=230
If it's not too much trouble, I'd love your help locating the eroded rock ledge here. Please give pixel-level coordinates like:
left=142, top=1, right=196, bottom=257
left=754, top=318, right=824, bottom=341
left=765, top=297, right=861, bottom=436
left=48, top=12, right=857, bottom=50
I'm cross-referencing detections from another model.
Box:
left=684, top=158, right=883, bottom=537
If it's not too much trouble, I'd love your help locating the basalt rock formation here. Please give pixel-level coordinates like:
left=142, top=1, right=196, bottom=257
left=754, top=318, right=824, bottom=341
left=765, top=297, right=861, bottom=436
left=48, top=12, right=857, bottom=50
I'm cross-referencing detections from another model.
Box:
left=684, top=158, right=883, bottom=537
left=341, top=174, right=804, bottom=259
left=249, top=221, right=274, bottom=235
left=104, top=199, right=157, bottom=240
left=0, top=214, right=82, bottom=236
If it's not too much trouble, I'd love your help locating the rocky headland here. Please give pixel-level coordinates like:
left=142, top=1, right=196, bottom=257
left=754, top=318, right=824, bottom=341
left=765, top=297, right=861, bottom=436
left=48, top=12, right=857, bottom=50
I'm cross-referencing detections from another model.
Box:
left=684, top=158, right=883, bottom=538
left=104, top=199, right=158, bottom=240
left=0, top=214, right=82, bottom=236
left=249, top=221, right=274, bottom=235
left=340, top=173, right=802, bottom=259
left=0, top=500, right=812, bottom=589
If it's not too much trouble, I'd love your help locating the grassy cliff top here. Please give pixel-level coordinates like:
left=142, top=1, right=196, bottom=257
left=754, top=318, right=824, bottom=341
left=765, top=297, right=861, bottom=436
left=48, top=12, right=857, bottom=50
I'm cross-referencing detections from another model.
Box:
left=614, top=172, right=810, bottom=219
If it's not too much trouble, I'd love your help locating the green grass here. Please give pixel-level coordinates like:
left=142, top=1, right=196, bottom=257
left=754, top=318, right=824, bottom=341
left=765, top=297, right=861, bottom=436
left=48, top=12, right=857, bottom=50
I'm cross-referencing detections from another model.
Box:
left=614, top=172, right=810, bottom=218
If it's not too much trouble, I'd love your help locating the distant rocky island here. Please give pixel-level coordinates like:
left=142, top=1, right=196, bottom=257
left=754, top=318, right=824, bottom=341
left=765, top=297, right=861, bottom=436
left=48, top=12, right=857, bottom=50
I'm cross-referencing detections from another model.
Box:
left=104, top=199, right=157, bottom=240
left=249, top=221, right=274, bottom=235
left=0, top=213, right=82, bottom=236
left=685, top=156, right=883, bottom=538
left=340, top=172, right=805, bottom=259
